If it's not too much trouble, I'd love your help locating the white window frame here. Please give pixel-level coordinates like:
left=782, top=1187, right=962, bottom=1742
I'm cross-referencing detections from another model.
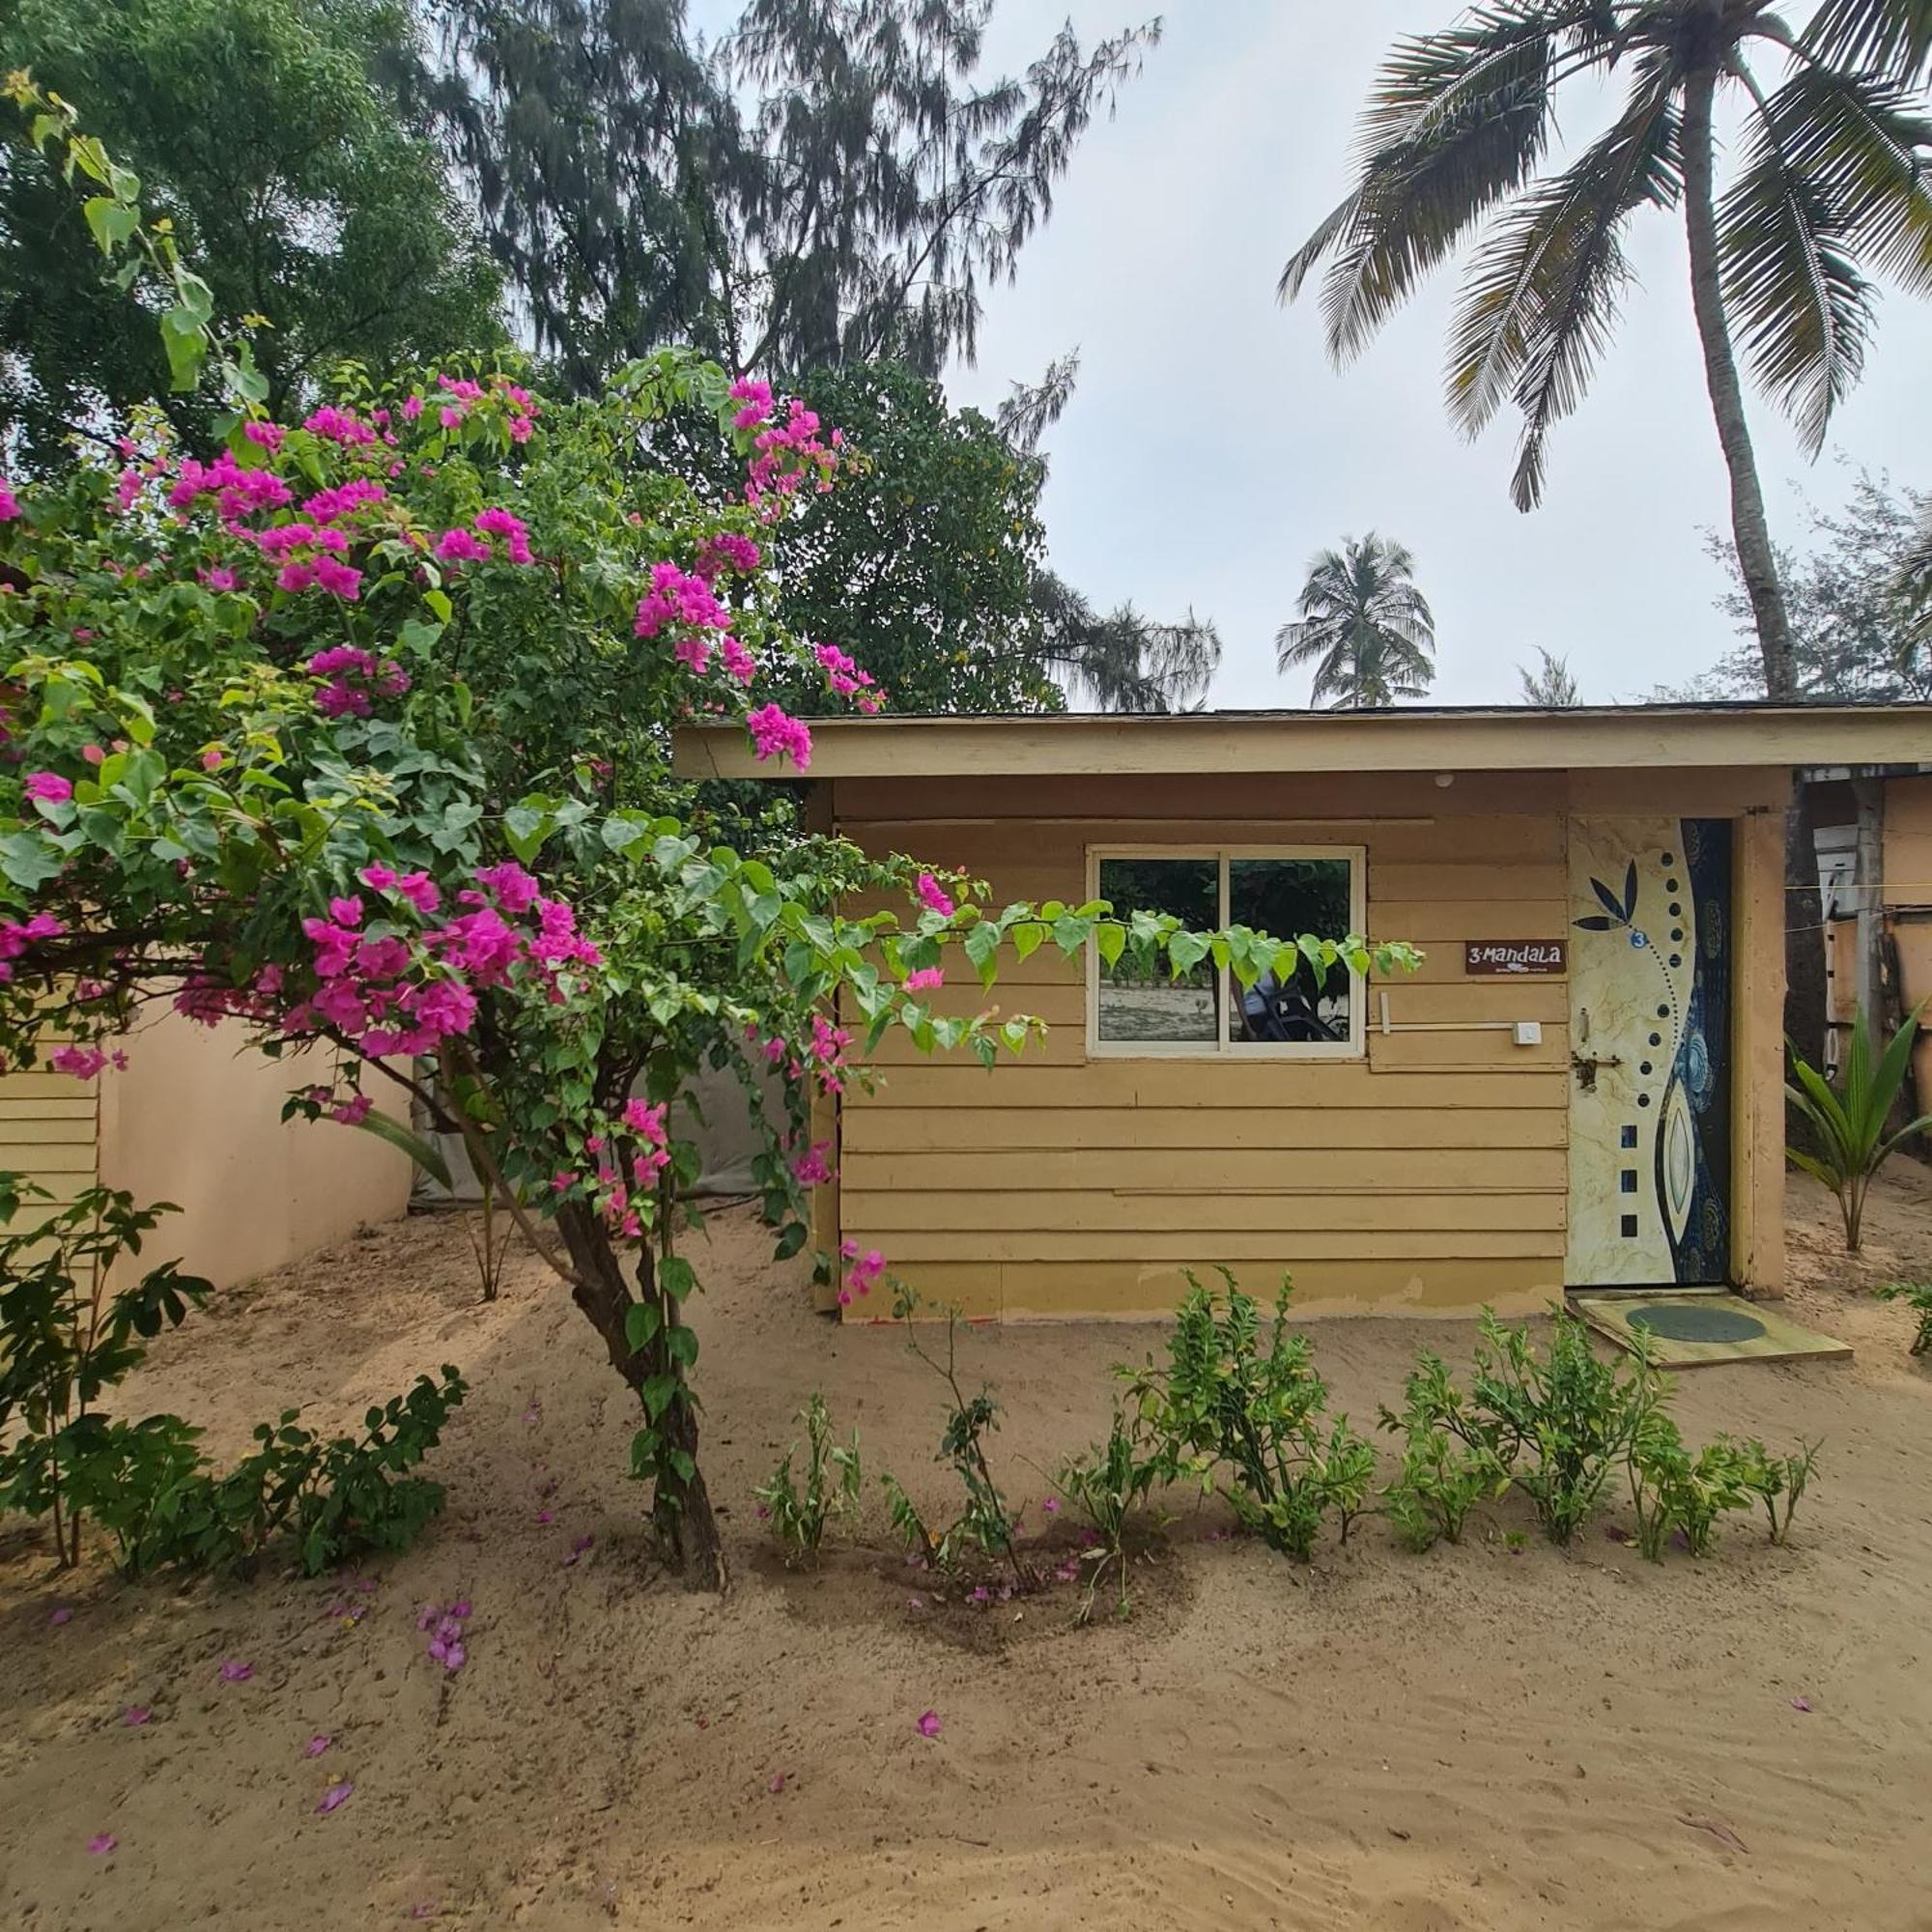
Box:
left=1084, top=843, right=1367, bottom=1062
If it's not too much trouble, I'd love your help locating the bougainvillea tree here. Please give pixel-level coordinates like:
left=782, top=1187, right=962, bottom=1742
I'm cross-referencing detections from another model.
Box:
left=0, top=82, right=1413, bottom=1588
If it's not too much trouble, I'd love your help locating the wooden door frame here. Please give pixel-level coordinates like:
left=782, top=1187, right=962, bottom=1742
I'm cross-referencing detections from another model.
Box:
left=1729, top=799, right=1789, bottom=1295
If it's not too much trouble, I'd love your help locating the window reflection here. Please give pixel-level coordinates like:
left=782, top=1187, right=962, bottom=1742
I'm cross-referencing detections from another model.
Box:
left=1095, top=856, right=1218, bottom=1043
left=1226, top=858, right=1352, bottom=1044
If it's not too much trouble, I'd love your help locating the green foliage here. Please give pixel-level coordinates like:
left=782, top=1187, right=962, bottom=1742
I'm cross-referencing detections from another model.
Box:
left=1733, top=1435, right=1822, bottom=1547
left=1463, top=1309, right=1654, bottom=1546
left=753, top=1391, right=861, bottom=1567
left=0, top=1179, right=212, bottom=1567
left=120, top=1368, right=468, bottom=1577
left=882, top=1288, right=1028, bottom=1582
left=1123, top=1270, right=1375, bottom=1561
left=1690, top=476, right=1932, bottom=702
left=1788, top=1009, right=1932, bottom=1250
left=0, top=1, right=500, bottom=467
left=1275, top=533, right=1435, bottom=708
left=1051, top=1406, right=1169, bottom=1622
left=419, top=1, right=1157, bottom=386
left=1874, top=1280, right=1932, bottom=1355
left=1627, top=1412, right=1754, bottom=1559
left=1377, top=1353, right=1509, bottom=1550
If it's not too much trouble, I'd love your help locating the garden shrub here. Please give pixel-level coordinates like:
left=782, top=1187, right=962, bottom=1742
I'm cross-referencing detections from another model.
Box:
left=0, top=1174, right=468, bottom=1575
left=1627, top=1413, right=1754, bottom=1558
left=1874, top=1281, right=1932, bottom=1356
left=1123, top=1270, right=1373, bottom=1561
left=1463, top=1309, right=1654, bottom=1545
left=754, top=1391, right=861, bottom=1567
left=1377, top=1353, right=1512, bottom=1552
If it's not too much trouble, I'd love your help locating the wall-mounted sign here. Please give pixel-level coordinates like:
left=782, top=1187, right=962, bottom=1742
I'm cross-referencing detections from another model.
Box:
left=1464, top=940, right=1566, bottom=977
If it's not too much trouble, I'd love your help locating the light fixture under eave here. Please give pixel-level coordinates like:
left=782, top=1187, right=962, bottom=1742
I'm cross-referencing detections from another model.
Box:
left=1434, top=772, right=1455, bottom=789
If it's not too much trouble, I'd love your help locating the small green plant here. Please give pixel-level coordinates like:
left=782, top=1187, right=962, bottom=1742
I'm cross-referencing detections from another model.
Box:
left=754, top=1392, right=862, bottom=1567
left=1464, top=1308, right=1654, bottom=1546
left=1733, top=1436, right=1822, bottom=1546
left=881, top=1287, right=1029, bottom=1583
left=1787, top=1007, right=1931, bottom=1251
left=1122, top=1270, right=1374, bottom=1562
left=1051, top=1406, right=1169, bottom=1621
left=0, top=1180, right=212, bottom=1568
left=1378, top=1350, right=1512, bottom=1550
left=1627, top=1413, right=1753, bottom=1559
left=1874, top=1281, right=1932, bottom=1356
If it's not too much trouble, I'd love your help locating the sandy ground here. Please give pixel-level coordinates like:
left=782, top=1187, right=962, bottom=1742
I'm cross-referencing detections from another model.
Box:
left=4, top=1167, right=1932, bottom=1932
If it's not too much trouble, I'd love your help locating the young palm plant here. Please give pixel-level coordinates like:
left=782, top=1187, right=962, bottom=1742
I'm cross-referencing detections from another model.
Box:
left=1276, top=533, right=1436, bottom=708
left=1280, top=3, right=1932, bottom=703
left=1787, top=1007, right=1932, bottom=1249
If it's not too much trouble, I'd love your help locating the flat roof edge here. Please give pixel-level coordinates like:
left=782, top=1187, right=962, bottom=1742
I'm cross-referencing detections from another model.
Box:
left=674, top=705, right=1932, bottom=781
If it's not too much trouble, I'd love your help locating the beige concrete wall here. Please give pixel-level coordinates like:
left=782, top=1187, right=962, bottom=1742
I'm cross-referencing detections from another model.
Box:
left=98, top=1010, right=411, bottom=1288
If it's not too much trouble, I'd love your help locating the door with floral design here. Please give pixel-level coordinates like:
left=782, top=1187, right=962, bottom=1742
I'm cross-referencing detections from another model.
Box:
left=1565, top=817, right=1732, bottom=1287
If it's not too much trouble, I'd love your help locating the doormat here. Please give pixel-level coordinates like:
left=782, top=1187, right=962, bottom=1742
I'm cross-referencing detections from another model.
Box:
left=1569, top=1291, right=1852, bottom=1369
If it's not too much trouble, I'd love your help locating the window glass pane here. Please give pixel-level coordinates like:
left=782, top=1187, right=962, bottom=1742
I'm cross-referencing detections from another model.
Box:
left=1227, top=858, right=1353, bottom=1045
left=1096, top=857, right=1218, bottom=1043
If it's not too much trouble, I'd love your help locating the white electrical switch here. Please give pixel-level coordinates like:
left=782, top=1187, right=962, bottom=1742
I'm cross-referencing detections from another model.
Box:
left=1513, top=1021, right=1543, bottom=1046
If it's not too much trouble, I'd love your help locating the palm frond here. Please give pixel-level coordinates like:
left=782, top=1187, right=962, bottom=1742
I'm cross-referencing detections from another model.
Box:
left=1719, top=71, right=1895, bottom=452
left=1448, top=65, right=1679, bottom=440
left=1802, top=0, right=1932, bottom=86
left=1283, top=3, right=1584, bottom=360
left=1504, top=67, right=1682, bottom=509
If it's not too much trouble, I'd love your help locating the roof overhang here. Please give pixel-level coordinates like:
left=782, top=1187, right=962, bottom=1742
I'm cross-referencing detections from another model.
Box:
left=674, top=704, right=1932, bottom=782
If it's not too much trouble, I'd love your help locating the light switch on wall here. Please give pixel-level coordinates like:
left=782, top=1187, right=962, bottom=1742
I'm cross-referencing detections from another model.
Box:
left=1514, top=1021, right=1543, bottom=1046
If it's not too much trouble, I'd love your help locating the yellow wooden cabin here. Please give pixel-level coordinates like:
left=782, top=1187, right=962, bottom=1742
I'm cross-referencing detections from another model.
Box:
left=678, top=703, right=1932, bottom=1323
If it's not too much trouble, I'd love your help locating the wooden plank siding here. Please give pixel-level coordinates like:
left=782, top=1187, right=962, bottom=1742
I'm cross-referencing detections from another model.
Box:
left=0, top=1068, right=100, bottom=1217
left=832, top=781, right=1579, bottom=1321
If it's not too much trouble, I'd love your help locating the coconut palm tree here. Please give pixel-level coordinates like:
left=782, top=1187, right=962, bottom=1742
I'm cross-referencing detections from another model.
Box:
left=1280, top=4, right=1932, bottom=702
left=1277, top=534, right=1437, bottom=708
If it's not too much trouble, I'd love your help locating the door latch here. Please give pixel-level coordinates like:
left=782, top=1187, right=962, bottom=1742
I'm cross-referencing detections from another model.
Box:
left=1571, top=1050, right=1623, bottom=1093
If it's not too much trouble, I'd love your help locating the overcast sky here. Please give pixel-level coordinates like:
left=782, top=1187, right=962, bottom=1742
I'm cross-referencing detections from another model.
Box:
left=924, top=2, right=1932, bottom=709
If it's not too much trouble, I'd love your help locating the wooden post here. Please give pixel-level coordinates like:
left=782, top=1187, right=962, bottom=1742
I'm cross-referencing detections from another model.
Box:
left=1731, top=800, right=1788, bottom=1295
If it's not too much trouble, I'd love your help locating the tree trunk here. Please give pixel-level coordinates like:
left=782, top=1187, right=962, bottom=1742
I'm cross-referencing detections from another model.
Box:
left=1680, top=65, right=1798, bottom=702
left=1682, top=60, right=1827, bottom=1068
left=554, top=1201, right=726, bottom=1592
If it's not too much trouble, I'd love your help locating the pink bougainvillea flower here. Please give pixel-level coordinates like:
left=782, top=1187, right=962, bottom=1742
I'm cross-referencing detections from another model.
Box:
left=1040, top=1496, right=1061, bottom=1517
left=913, top=871, right=954, bottom=918
left=81, top=743, right=106, bottom=765
left=563, top=1534, right=595, bottom=1567
left=902, top=967, right=945, bottom=993
left=915, top=1710, right=943, bottom=1739
left=48, top=1605, right=72, bottom=1626
left=315, top=1780, right=354, bottom=1815
left=535, top=1509, right=554, bottom=1524
left=410, top=1904, right=440, bottom=1921
left=1791, top=1696, right=1814, bottom=1714
left=219, top=1660, right=254, bottom=1683
left=88, top=1833, right=118, bottom=1856
left=23, top=771, right=72, bottom=803
left=908, top=1596, right=924, bottom=1611
left=767, top=1774, right=785, bottom=1796
left=124, top=1706, right=151, bottom=1726
left=304, top=1734, right=332, bottom=1758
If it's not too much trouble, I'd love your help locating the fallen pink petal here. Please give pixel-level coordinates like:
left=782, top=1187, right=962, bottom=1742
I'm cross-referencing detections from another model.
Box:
left=304, top=1734, right=332, bottom=1758
left=1041, top=1496, right=1060, bottom=1516
left=316, top=1780, right=354, bottom=1815
left=1792, top=1696, right=1814, bottom=1713
left=49, top=1605, right=73, bottom=1626
left=767, top=1774, right=785, bottom=1795
left=123, top=1707, right=151, bottom=1727
left=916, top=1710, right=942, bottom=1739
left=409, top=1905, right=440, bottom=1921
left=219, top=1661, right=254, bottom=1683
left=87, top=1833, right=117, bottom=1856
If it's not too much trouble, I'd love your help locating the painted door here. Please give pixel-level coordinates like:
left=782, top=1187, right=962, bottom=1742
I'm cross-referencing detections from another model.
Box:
left=1565, top=817, right=1732, bottom=1287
